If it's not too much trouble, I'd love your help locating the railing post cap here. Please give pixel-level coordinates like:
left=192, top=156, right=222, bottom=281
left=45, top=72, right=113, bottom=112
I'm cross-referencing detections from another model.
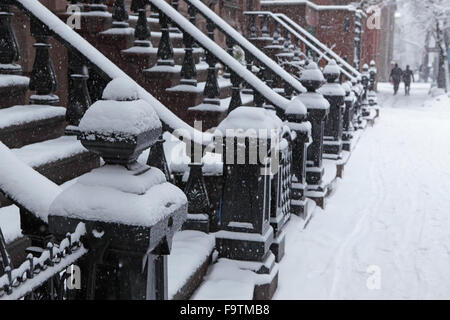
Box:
left=78, top=78, right=162, bottom=165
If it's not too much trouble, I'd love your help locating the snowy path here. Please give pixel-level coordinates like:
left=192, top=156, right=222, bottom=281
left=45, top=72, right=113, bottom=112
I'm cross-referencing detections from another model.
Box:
left=275, top=83, right=450, bottom=300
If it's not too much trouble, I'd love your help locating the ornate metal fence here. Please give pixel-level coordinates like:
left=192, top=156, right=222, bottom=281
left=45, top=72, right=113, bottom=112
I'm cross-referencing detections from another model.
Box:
left=0, top=223, right=87, bottom=300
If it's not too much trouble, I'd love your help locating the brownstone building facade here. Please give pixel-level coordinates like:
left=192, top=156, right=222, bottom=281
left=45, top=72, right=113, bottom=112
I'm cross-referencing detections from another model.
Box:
left=13, top=0, right=396, bottom=106
left=261, top=0, right=396, bottom=80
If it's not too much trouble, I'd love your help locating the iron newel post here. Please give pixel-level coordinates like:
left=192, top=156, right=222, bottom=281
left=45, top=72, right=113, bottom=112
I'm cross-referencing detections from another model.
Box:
left=47, top=78, right=187, bottom=300
left=319, top=59, right=346, bottom=159
left=294, top=62, right=330, bottom=207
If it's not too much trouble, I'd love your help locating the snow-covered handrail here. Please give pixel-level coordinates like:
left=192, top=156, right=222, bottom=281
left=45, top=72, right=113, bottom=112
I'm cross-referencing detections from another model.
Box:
left=244, top=11, right=357, bottom=80
left=275, top=13, right=361, bottom=78
left=180, top=0, right=306, bottom=94
left=13, top=0, right=213, bottom=147
left=0, top=142, right=61, bottom=223
left=261, top=0, right=357, bottom=12
left=149, top=0, right=300, bottom=111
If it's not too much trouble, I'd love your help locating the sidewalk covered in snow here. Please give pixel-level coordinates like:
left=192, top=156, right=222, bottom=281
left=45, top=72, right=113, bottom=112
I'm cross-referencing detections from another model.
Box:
left=275, top=83, right=450, bottom=299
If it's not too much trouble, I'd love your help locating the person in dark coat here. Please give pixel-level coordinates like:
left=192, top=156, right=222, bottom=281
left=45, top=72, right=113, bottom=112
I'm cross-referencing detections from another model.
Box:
left=403, top=65, right=415, bottom=96
left=390, top=63, right=403, bottom=95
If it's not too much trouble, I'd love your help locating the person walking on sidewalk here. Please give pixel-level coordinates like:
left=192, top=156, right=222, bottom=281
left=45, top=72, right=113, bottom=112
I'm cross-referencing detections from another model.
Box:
left=390, top=63, right=403, bottom=95
left=403, top=65, right=415, bottom=96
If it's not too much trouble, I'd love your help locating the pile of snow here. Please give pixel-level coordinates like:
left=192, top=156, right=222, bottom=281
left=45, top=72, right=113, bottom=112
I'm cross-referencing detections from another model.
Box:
left=429, top=87, right=446, bottom=98
left=79, top=79, right=161, bottom=138
left=424, top=92, right=450, bottom=108
left=102, top=77, right=139, bottom=101
left=285, top=98, right=307, bottom=115
left=322, top=59, right=340, bottom=76
left=294, top=92, right=330, bottom=110
left=78, top=165, right=166, bottom=195
left=192, top=257, right=277, bottom=300
left=168, top=230, right=215, bottom=299
left=300, top=62, right=325, bottom=82
left=216, top=107, right=283, bottom=136
left=49, top=165, right=187, bottom=227
left=318, top=83, right=346, bottom=97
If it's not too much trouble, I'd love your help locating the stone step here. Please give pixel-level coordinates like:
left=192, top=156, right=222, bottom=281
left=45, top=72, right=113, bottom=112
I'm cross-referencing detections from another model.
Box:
left=128, top=15, right=161, bottom=33
left=142, top=62, right=209, bottom=103
left=187, top=93, right=254, bottom=129
left=0, top=105, right=66, bottom=149
left=168, top=230, right=215, bottom=300
left=165, top=76, right=232, bottom=107
left=12, top=135, right=100, bottom=185
left=121, top=46, right=204, bottom=79
left=0, top=75, right=29, bottom=109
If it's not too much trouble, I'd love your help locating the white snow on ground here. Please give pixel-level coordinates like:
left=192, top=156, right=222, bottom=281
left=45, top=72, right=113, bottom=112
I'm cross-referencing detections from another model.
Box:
left=168, top=230, right=215, bottom=299
left=275, top=83, right=450, bottom=299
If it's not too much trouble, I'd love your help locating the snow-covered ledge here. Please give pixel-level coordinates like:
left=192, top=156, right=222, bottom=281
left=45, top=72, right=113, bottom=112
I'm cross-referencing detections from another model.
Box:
left=47, top=79, right=187, bottom=300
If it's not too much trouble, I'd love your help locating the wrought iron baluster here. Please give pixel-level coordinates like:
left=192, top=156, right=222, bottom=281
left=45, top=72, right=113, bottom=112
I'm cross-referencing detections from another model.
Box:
left=223, top=35, right=234, bottom=79
left=132, top=0, right=151, bottom=47
left=149, top=4, right=159, bottom=20
left=180, top=5, right=197, bottom=86
left=272, top=21, right=280, bottom=45
left=242, top=50, right=254, bottom=95
left=147, top=136, right=171, bottom=183
left=169, top=0, right=180, bottom=33
left=203, top=18, right=220, bottom=105
left=283, top=31, right=291, bottom=53
left=0, top=2, right=21, bottom=74
left=29, top=18, right=59, bottom=106
left=264, top=67, right=274, bottom=89
left=248, top=14, right=257, bottom=39
left=229, top=69, right=242, bottom=113
left=284, top=82, right=294, bottom=100
left=254, top=68, right=265, bottom=108
left=66, top=52, right=91, bottom=131
left=112, top=0, right=129, bottom=28
left=293, top=39, right=301, bottom=61
left=260, top=14, right=270, bottom=38
left=156, top=11, right=174, bottom=66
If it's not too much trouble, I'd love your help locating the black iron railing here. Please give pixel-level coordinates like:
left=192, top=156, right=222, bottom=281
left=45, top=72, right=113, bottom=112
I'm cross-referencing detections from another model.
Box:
left=0, top=223, right=87, bottom=300
left=244, top=11, right=360, bottom=80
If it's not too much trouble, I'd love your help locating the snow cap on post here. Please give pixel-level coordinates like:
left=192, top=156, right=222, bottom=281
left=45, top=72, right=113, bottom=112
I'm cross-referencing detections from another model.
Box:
left=322, top=59, right=341, bottom=82
left=285, top=98, right=308, bottom=125
left=341, top=82, right=351, bottom=96
left=285, top=98, right=307, bottom=116
left=78, top=77, right=162, bottom=165
left=299, top=62, right=325, bottom=92
left=216, top=106, right=282, bottom=137
left=102, top=77, right=139, bottom=101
